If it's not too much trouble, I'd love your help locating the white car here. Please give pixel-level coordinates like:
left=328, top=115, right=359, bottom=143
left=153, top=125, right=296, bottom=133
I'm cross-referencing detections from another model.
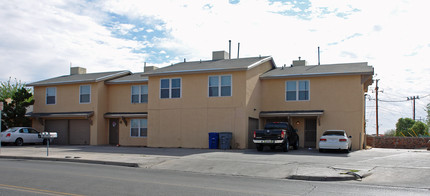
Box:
left=318, top=130, right=352, bottom=153
left=0, top=127, right=46, bottom=146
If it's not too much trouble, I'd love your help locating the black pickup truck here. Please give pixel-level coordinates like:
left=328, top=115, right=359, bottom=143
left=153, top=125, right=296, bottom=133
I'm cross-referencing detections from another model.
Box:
left=253, top=122, right=299, bottom=152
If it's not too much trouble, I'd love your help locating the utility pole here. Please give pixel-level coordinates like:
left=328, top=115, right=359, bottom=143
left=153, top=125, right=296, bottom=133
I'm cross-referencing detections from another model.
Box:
left=407, top=96, right=420, bottom=120
left=375, top=79, right=380, bottom=136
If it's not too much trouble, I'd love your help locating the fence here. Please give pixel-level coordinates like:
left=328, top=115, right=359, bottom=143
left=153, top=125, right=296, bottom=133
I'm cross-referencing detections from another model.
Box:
left=367, top=135, right=430, bottom=149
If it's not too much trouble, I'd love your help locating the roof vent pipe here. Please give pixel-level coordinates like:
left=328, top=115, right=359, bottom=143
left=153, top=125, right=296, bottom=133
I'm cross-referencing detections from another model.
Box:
left=237, top=42, right=240, bottom=59
left=144, top=62, right=146, bottom=72
left=318, top=47, right=320, bottom=65
left=228, top=40, right=231, bottom=59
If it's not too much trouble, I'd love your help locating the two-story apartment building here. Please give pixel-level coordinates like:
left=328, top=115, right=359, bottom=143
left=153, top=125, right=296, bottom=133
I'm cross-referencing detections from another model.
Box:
left=27, top=51, right=373, bottom=150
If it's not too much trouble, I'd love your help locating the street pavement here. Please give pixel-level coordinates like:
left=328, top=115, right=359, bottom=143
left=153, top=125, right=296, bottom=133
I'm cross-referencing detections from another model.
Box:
left=0, top=145, right=429, bottom=188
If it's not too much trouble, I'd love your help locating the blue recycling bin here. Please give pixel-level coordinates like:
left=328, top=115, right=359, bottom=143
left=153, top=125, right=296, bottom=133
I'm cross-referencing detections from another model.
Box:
left=219, top=132, right=232, bottom=150
left=209, top=132, right=219, bottom=149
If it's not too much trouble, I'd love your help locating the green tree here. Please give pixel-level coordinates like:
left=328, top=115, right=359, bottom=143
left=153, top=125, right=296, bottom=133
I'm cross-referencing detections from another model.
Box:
left=395, top=118, right=415, bottom=136
left=410, top=121, right=429, bottom=136
left=1, top=87, right=34, bottom=131
left=0, top=77, right=26, bottom=100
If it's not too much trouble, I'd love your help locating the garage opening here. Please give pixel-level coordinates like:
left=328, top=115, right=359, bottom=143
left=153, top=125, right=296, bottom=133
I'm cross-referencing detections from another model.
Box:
left=44, top=119, right=90, bottom=145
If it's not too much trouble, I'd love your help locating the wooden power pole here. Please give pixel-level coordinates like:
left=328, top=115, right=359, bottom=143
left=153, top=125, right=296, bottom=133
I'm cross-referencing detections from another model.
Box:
left=375, top=79, right=379, bottom=136
left=407, top=96, right=420, bottom=121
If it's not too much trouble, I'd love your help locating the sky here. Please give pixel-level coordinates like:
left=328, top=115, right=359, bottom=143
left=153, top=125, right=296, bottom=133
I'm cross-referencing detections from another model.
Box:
left=1, top=0, right=429, bottom=134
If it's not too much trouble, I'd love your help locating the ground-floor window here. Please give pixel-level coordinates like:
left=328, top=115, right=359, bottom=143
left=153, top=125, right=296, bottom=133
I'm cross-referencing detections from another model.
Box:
left=130, top=119, right=147, bottom=137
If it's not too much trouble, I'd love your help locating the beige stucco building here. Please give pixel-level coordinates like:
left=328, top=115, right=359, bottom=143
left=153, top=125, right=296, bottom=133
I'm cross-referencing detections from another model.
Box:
left=27, top=51, right=373, bottom=150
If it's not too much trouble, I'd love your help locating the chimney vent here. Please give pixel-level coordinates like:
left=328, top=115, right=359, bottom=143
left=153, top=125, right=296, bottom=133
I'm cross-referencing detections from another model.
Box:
left=70, top=67, right=86, bottom=75
left=144, top=66, right=158, bottom=72
left=212, top=51, right=229, bottom=60
left=292, top=58, right=307, bottom=66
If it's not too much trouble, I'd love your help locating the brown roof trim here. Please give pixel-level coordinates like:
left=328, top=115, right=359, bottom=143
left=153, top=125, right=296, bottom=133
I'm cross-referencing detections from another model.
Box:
left=260, top=110, right=324, bottom=117
left=141, top=67, right=248, bottom=77
left=26, top=111, right=94, bottom=119
left=260, top=71, right=374, bottom=79
left=104, top=112, right=148, bottom=118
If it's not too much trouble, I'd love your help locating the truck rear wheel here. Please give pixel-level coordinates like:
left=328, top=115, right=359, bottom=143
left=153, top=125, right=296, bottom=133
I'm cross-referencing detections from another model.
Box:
left=283, top=140, right=289, bottom=152
left=256, top=144, right=264, bottom=151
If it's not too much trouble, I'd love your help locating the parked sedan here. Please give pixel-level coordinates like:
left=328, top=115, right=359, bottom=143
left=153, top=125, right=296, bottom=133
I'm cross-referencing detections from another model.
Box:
left=0, top=127, right=46, bottom=146
left=319, top=130, right=352, bottom=153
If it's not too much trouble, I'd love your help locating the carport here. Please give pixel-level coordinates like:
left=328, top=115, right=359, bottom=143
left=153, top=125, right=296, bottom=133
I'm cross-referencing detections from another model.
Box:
left=26, top=111, right=93, bottom=145
left=259, top=110, right=324, bottom=148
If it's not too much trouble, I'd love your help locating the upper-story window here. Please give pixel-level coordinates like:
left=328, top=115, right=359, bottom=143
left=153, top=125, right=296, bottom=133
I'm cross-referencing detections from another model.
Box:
left=46, top=87, right=56, bottom=105
left=160, top=78, right=181, bottom=99
left=286, top=80, right=310, bottom=101
left=131, top=85, right=148, bottom=103
left=79, top=85, right=91, bottom=104
left=209, top=75, right=232, bottom=97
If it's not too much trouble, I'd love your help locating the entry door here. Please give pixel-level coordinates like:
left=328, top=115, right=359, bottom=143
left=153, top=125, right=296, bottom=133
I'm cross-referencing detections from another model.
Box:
left=304, top=118, right=317, bottom=148
left=248, top=118, right=259, bottom=149
left=109, top=119, right=119, bottom=145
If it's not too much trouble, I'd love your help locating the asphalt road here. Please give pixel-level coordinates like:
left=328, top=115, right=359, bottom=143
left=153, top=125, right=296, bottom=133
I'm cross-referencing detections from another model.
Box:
left=0, top=159, right=428, bottom=196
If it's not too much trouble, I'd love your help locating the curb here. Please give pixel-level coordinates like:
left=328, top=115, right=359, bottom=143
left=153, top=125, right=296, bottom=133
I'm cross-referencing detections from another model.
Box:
left=0, top=156, right=139, bottom=168
left=287, top=175, right=358, bottom=181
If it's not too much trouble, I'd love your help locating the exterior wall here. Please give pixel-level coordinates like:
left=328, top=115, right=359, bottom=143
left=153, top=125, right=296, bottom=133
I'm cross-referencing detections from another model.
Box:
left=32, top=83, right=101, bottom=145
left=94, top=82, right=108, bottom=145
left=261, top=75, right=365, bottom=150
left=245, top=61, right=274, bottom=147
left=147, top=71, right=248, bottom=149
left=107, top=83, right=148, bottom=112
left=106, top=83, right=148, bottom=146
left=33, top=84, right=97, bottom=113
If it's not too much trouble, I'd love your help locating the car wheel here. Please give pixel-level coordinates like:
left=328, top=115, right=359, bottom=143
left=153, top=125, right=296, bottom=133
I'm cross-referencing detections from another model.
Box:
left=319, top=149, right=324, bottom=153
left=283, top=140, right=289, bottom=152
left=15, top=138, right=24, bottom=146
left=293, top=139, right=299, bottom=150
left=270, top=146, right=276, bottom=150
left=256, top=144, right=264, bottom=151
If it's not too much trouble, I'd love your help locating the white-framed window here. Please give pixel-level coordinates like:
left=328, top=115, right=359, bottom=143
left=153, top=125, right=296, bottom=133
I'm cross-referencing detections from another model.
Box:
left=286, top=80, right=310, bottom=101
left=46, top=87, right=56, bottom=105
left=130, top=119, right=147, bottom=137
left=131, top=85, right=148, bottom=103
left=79, top=85, right=91, bottom=104
left=208, top=75, right=232, bottom=97
left=160, top=78, right=181, bottom=99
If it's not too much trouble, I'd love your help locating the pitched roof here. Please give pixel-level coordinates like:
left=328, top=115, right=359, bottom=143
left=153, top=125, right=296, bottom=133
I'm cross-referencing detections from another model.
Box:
left=142, top=56, right=275, bottom=76
left=27, top=70, right=131, bottom=86
left=105, top=72, right=148, bottom=84
left=260, top=62, right=374, bottom=79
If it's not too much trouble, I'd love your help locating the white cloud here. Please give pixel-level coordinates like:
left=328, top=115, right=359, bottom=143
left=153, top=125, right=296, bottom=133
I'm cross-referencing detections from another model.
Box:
left=1, top=0, right=429, bottom=134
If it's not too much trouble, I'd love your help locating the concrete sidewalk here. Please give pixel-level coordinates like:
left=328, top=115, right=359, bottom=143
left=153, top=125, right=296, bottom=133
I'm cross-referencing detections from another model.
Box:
left=0, top=145, right=428, bottom=183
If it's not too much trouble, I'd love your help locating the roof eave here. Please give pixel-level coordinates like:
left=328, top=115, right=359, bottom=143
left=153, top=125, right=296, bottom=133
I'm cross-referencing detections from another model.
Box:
left=95, top=71, right=131, bottom=82
left=142, top=67, right=248, bottom=77
left=247, top=57, right=275, bottom=70
left=260, top=71, right=374, bottom=79
left=27, top=79, right=98, bottom=87
left=105, top=79, right=148, bottom=84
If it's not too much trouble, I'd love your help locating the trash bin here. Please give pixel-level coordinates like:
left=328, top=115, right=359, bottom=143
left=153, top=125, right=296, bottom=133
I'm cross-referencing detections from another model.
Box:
left=219, top=132, right=232, bottom=150
left=209, top=132, right=219, bottom=149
